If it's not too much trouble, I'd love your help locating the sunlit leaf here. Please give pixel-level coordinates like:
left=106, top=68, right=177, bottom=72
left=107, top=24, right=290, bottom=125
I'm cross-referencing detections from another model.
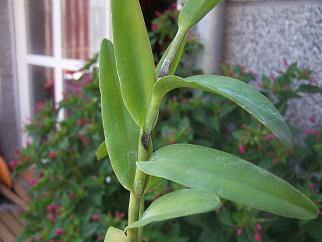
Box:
left=137, top=144, right=319, bottom=219
left=129, top=189, right=221, bottom=228
left=178, top=0, right=222, bottom=31
left=111, top=0, right=157, bottom=126
left=153, top=75, right=293, bottom=145
left=99, top=39, right=139, bottom=191
left=96, top=142, right=108, bottom=160
left=104, top=227, right=127, bottom=242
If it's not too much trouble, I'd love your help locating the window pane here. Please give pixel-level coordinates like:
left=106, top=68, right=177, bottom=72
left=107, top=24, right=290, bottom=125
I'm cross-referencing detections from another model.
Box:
left=26, top=0, right=53, bottom=56
left=29, top=65, right=55, bottom=114
left=61, top=0, right=107, bottom=59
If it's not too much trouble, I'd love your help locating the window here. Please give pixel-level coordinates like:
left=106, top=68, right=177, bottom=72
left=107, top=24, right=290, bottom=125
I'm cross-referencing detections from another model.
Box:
left=13, top=0, right=111, bottom=143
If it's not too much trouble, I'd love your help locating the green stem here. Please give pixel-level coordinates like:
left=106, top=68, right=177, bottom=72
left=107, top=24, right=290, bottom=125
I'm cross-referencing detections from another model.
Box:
left=159, top=28, right=187, bottom=77
left=127, top=129, right=152, bottom=242
left=127, top=27, right=187, bottom=242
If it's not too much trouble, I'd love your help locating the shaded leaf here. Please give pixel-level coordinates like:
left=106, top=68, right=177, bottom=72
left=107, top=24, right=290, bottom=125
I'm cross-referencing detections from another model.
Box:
left=99, top=39, right=139, bottom=191
left=137, top=144, right=319, bottom=219
left=153, top=75, right=293, bottom=145
left=298, top=84, right=322, bottom=93
left=104, top=227, right=127, bottom=242
left=111, top=0, right=157, bottom=126
left=96, top=142, right=108, bottom=160
left=129, top=189, right=221, bottom=228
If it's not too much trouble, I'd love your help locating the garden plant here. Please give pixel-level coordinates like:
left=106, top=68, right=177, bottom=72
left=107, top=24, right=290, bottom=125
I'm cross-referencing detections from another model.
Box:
left=98, top=0, right=319, bottom=241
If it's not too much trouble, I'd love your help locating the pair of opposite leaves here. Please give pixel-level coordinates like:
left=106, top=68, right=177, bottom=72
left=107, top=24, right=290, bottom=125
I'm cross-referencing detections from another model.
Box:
left=100, top=0, right=319, bottom=240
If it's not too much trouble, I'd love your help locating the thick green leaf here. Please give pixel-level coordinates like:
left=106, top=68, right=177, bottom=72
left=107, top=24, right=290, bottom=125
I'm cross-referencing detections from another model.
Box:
left=96, top=142, right=108, bottom=160
left=99, top=39, right=139, bottom=191
left=298, top=84, right=322, bottom=93
left=137, top=144, right=319, bottom=219
left=111, top=0, right=156, bottom=126
left=178, top=0, right=222, bottom=30
left=156, top=34, right=187, bottom=77
left=129, top=189, right=221, bottom=228
left=104, top=227, right=127, bottom=242
left=153, top=75, right=293, bottom=145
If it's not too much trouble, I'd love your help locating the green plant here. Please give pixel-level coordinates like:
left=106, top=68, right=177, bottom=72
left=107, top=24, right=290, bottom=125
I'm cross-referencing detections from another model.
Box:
left=99, top=1, right=319, bottom=241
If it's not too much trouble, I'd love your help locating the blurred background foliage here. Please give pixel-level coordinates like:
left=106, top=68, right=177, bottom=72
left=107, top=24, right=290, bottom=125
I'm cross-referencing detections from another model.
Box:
left=13, top=4, right=322, bottom=242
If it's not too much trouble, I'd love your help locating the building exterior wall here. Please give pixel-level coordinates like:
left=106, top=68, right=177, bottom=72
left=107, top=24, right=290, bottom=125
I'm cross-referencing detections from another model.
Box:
left=223, top=0, right=322, bottom=129
left=0, top=0, right=20, bottom=161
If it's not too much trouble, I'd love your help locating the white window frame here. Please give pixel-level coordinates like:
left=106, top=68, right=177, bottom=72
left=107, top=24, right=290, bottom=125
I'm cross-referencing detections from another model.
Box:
left=13, top=0, right=111, bottom=144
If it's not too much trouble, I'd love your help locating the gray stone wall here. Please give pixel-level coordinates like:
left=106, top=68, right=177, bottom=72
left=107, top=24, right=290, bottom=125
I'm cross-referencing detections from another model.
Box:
left=0, top=0, right=20, bottom=161
left=223, top=0, right=322, bottom=129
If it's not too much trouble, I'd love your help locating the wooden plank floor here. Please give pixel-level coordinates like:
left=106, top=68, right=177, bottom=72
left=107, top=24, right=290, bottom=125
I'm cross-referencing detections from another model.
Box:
left=0, top=171, right=34, bottom=241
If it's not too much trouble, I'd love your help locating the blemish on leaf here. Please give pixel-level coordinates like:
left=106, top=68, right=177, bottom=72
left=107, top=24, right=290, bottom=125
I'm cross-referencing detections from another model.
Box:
left=141, top=132, right=151, bottom=150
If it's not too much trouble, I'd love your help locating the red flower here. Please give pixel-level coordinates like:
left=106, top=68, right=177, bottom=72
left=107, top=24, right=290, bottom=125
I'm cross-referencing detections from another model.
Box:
left=239, top=144, right=246, bottom=154
left=309, top=183, right=316, bottom=191
left=115, top=211, right=126, bottom=219
left=8, top=160, right=19, bottom=170
left=47, top=204, right=58, bottom=212
left=47, top=213, right=55, bottom=222
left=54, top=228, right=64, bottom=236
left=254, top=232, right=262, bottom=241
left=304, top=129, right=319, bottom=135
left=91, top=214, right=100, bottom=222
left=262, top=134, right=275, bottom=141
left=151, top=23, right=160, bottom=32
left=48, top=151, right=57, bottom=159
left=236, top=226, right=243, bottom=236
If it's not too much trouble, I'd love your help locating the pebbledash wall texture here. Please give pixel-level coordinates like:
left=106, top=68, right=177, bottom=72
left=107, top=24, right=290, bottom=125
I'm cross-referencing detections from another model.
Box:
left=223, top=0, right=322, bottom=129
left=0, top=0, right=20, bottom=162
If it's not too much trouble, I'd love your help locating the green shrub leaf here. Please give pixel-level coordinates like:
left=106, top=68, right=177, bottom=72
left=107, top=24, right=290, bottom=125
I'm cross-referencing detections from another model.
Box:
left=96, top=142, right=108, bottom=160
left=104, top=227, right=127, bottom=242
left=111, top=0, right=156, bottom=126
left=179, top=0, right=222, bottom=31
left=99, top=39, right=139, bottom=191
left=129, top=189, right=221, bottom=228
left=153, top=75, right=293, bottom=145
left=137, top=144, right=319, bottom=219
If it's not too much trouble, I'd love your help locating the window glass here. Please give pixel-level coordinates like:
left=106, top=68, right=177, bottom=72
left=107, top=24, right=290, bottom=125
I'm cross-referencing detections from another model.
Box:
left=61, top=0, right=107, bottom=59
left=29, top=65, right=55, bottom=114
left=26, top=0, right=53, bottom=56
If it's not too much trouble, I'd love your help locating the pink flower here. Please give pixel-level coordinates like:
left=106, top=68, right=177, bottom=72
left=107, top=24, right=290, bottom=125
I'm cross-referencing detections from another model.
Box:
left=30, top=179, right=38, bottom=186
left=49, top=240, right=55, bottom=242
left=254, top=232, right=262, bottom=241
left=262, top=134, right=275, bottom=141
left=151, top=23, right=160, bottom=32
left=236, top=226, right=243, bottom=236
left=47, top=204, right=58, bottom=212
left=304, top=129, right=319, bottom=135
left=239, top=144, right=246, bottom=154
left=309, top=183, right=316, bottom=190
left=54, top=228, right=64, bottom=236
left=47, top=213, right=55, bottom=222
left=48, top=151, right=57, bottom=159
left=91, top=214, right=100, bottom=222
left=255, top=223, right=262, bottom=231
left=115, top=211, right=126, bottom=219
left=8, top=160, right=19, bottom=170
left=155, top=11, right=162, bottom=17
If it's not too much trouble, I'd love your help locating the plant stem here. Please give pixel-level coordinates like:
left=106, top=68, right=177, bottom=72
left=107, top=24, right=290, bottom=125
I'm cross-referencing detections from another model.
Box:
left=128, top=27, right=187, bottom=241
left=159, top=28, right=187, bottom=77
left=127, top=129, right=152, bottom=242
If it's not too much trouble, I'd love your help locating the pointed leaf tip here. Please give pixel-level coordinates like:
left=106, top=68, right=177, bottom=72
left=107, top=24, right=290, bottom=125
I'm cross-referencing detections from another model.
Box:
left=129, top=189, right=221, bottom=228
left=137, top=144, right=318, bottom=219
